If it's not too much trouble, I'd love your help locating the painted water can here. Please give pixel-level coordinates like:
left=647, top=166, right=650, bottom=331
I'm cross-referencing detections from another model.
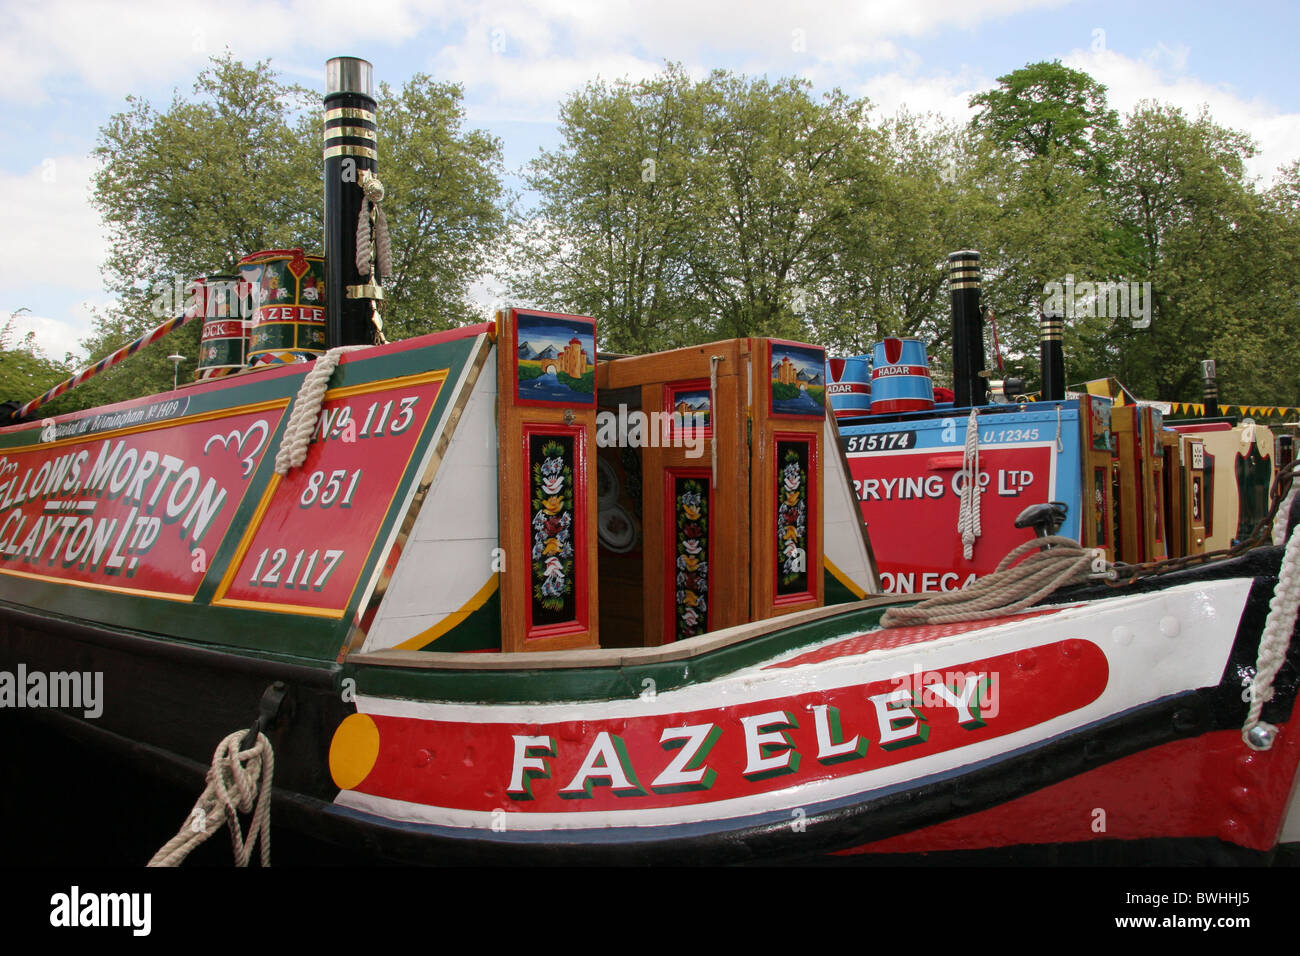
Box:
left=191, top=274, right=249, bottom=380
left=241, top=249, right=328, bottom=367
left=825, top=355, right=872, bottom=418
left=869, top=337, right=934, bottom=414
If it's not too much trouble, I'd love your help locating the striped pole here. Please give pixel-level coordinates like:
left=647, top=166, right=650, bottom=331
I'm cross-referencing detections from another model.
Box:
left=10, top=310, right=200, bottom=421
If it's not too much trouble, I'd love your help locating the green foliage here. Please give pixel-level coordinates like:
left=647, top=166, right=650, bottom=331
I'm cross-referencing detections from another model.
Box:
left=969, top=60, right=1118, bottom=177
left=0, top=315, right=73, bottom=416
left=506, top=66, right=878, bottom=351
left=79, top=54, right=503, bottom=409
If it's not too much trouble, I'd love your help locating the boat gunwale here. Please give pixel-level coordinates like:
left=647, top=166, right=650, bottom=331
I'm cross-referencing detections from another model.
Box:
left=349, top=594, right=917, bottom=671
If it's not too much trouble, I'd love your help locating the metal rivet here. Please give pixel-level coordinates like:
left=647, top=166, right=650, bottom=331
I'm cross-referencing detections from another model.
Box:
left=414, top=748, right=432, bottom=767
left=1172, top=709, right=1198, bottom=732
left=1111, top=625, right=1134, bottom=646
left=1159, top=615, right=1180, bottom=638
left=1228, top=786, right=1253, bottom=813
left=1245, top=723, right=1277, bottom=751
left=1016, top=649, right=1038, bottom=671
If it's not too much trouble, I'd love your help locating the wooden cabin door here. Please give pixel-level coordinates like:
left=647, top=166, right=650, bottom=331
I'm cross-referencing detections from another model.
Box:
left=596, top=342, right=751, bottom=646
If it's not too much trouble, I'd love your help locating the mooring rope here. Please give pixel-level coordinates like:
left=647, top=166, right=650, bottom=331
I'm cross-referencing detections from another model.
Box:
left=957, top=408, right=981, bottom=560
left=273, top=345, right=369, bottom=475
left=880, top=535, right=1096, bottom=628
left=147, top=731, right=273, bottom=867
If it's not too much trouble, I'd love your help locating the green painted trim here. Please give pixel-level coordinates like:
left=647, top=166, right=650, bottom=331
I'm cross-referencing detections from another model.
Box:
left=346, top=603, right=889, bottom=704
left=415, top=586, right=501, bottom=653
left=823, top=567, right=860, bottom=606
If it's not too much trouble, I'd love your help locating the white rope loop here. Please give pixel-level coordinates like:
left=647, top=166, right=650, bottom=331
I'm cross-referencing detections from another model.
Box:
left=273, top=346, right=369, bottom=475
left=957, top=408, right=982, bottom=560
left=1243, top=516, right=1300, bottom=748
left=147, top=731, right=274, bottom=867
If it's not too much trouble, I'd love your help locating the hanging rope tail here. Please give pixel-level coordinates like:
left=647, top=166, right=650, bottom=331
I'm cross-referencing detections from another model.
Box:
left=881, top=536, right=1096, bottom=628
left=274, top=345, right=370, bottom=475
left=355, top=173, right=392, bottom=280
left=958, top=408, right=981, bottom=560
left=147, top=731, right=274, bottom=867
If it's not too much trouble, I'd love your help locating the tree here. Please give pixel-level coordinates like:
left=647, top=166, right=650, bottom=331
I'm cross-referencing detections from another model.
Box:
left=0, top=313, right=73, bottom=418
left=969, top=60, right=1118, bottom=178
left=79, top=54, right=504, bottom=409
left=1105, top=103, right=1269, bottom=401
left=686, top=73, right=877, bottom=341
left=507, top=66, right=878, bottom=351
left=802, top=112, right=966, bottom=363
left=504, top=65, right=711, bottom=353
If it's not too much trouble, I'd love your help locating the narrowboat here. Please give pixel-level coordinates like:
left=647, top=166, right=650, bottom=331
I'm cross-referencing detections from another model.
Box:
left=2, top=57, right=1298, bottom=866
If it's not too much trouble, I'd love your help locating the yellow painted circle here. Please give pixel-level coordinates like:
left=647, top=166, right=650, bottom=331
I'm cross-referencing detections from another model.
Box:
left=329, top=713, right=381, bottom=790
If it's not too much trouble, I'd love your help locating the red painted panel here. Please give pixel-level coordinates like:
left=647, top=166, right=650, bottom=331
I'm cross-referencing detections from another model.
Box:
left=349, top=639, right=1108, bottom=815
left=0, top=405, right=280, bottom=598
left=221, top=374, right=442, bottom=613
left=848, top=445, right=1054, bottom=593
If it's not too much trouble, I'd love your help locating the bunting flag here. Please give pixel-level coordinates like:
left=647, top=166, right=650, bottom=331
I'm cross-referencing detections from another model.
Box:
left=1074, top=377, right=1137, bottom=407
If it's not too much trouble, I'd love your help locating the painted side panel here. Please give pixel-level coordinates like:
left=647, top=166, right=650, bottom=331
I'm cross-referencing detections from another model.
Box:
left=839, top=403, right=1080, bottom=594
left=0, top=326, right=488, bottom=661
left=331, top=578, right=1250, bottom=836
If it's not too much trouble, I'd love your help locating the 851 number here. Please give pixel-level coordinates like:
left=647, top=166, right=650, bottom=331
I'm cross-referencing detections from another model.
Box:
left=300, top=468, right=361, bottom=508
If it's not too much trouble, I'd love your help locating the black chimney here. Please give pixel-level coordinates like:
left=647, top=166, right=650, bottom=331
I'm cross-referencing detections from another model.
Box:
left=1039, top=308, right=1065, bottom=401
left=323, top=57, right=381, bottom=348
left=948, top=251, right=986, bottom=408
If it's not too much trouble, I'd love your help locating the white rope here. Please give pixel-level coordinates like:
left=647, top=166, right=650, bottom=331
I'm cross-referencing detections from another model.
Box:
left=1243, top=517, right=1300, bottom=748
left=958, top=408, right=981, bottom=560
left=881, top=535, right=1095, bottom=628
left=274, top=346, right=369, bottom=475
left=147, top=731, right=273, bottom=867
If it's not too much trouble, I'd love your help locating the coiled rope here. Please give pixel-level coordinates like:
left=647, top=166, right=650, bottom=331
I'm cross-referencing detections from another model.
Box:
left=273, top=345, right=369, bottom=475
left=957, top=408, right=982, bottom=560
left=148, top=731, right=273, bottom=867
left=880, top=535, right=1096, bottom=628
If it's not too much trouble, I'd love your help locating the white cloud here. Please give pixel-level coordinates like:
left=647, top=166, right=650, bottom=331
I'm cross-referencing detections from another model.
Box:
left=5, top=307, right=98, bottom=364
left=1064, top=48, right=1300, bottom=184
left=0, top=0, right=447, bottom=103
left=0, top=155, right=107, bottom=301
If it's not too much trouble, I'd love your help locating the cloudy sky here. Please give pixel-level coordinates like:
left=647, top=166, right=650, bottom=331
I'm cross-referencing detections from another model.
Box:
left=2, top=0, right=1297, bottom=364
